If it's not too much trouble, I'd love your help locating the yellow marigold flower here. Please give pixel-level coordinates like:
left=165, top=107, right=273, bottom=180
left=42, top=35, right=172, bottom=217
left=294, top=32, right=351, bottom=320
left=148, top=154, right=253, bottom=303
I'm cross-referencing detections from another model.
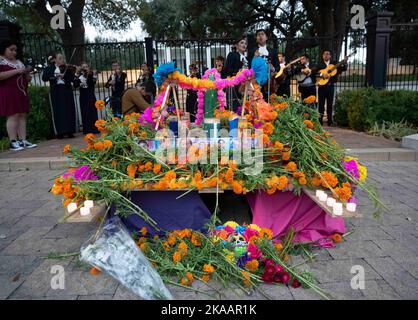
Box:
left=259, top=228, right=273, bottom=240
left=358, top=165, right=367, bottom=182
left=247, top=224, right=261, bottom=232
left=224, top=221, right=239, bottom=229
left=203, top=264, right=215, bottom=274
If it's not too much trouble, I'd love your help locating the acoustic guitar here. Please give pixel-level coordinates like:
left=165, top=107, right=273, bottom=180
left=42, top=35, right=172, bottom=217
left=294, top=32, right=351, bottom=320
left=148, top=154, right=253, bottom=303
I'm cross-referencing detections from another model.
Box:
left=275, top=56, right=302, bottom=80
left=294, top=67, right=312, bottom=82
left=316, top=50, right=356, bottom=86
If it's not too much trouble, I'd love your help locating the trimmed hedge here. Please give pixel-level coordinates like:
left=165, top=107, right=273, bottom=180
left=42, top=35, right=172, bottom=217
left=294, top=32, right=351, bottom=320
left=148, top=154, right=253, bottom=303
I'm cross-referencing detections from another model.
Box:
left=0, top=85, right=54, bottom=141
left=334, top=88, right=418, bottom=131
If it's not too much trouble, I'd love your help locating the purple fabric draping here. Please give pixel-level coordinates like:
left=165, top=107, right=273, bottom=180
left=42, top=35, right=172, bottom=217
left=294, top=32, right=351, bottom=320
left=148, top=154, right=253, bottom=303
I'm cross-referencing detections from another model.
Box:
left=112, top=191, right=212, bottom=236
left=246, top=190, right=345, bottom=244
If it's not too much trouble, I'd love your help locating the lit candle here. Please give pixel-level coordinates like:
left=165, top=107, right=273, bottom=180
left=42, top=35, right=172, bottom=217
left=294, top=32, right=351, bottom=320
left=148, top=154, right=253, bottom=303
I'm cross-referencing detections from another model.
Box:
left=333, top=203, right=343, bottom=216
left=84, top=200, right=94, bottom=209
left=319, top=192, right=328, bottom=202
left=80, top=206, right=90, bottom=216
left=316, top=190, right=324, bottom=198
left=346, top=203, right=357, bottom=212
left=326, top=197, right=336, bottom=207
left=67, top=202, right=77, bottom=214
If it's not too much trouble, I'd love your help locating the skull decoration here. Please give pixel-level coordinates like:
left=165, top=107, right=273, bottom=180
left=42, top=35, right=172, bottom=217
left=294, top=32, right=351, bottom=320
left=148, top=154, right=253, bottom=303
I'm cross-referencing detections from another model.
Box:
left=230, top=234, right=246, bottom=247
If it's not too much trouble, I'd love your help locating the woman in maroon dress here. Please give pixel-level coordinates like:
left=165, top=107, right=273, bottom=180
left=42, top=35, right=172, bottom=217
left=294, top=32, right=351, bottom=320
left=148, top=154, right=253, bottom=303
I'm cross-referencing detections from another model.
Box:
left=0, top=40, right=37, bottom=151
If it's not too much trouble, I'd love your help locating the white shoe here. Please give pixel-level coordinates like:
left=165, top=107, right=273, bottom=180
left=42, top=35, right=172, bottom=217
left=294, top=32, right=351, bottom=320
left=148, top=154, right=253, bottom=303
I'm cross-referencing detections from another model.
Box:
left=10, top=140, right=24, bottom=151
left=19, top=139, right=37, bottom=148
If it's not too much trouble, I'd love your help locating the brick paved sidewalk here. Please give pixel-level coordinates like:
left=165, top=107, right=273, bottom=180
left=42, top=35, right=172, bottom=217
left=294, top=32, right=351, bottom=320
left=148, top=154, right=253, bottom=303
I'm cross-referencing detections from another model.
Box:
left=0, top=161, right=417, bottom=300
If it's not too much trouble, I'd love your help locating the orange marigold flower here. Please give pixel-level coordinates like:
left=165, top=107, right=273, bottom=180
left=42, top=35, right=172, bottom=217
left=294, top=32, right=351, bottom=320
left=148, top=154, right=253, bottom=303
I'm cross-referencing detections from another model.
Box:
left=144, top=161, right=153, bottom=171
left=139, top=243, right=148, bottom=251
left=311, top=175, right=322, bottom=187
left=178, top=242, right=188, bottom=253
left=262, top=122, right=274, bottom=135
left=93, top=141, right=104, bottom=151
left=185, top=272, right=194, bottom=282
left=282, top=151, right=290, bottom=161
left=95, top=119, right=107, bottom=131
left=103, top=139, right=113, bottom=149
left=180, top=277, right=190, bottom=286
left=335, top=186, right=352, bottom=202
left=84, top=133, right=95, bottom=142
left=203, top=264, right=215, bottom=274
left=164, top=170, right=177, bottom=180
left=201, top=274, right=210, bottom=283
left=167, top=234, right=176, bottom=246
left=285, top=161, right=297, bottom=171
left=259, top=228, right=273, bottom=240
left=153, top=163, right=162, bottom=174
left=303, top=120, right=314, bottom=129
left=51, top=185, right=63, bottom=195
left=320, top=171, right=338, bottom=189
left=191, top=232, right=202, bottom=246
left=332, top=233, right=343, bottom=243
left=242, top=270, right=251, bottom=286
left=299, top=177, right=307, bottom=185
left=90, top=267, right=101, bottom=276
left=303, top=113, right=310, bottom=119
left=95, top=100, right=105, bottom=110
left=274, top=141, right=284, bottom=151
left=140, top=227, right=147, bottom=236
left=225, top=168, right=234, bottom=183
left=303, top=95, right=316, bottom=104
left=262, top=134, right=270, bottom=145
left=244, top=259, right=259, bottom=272
left=63, top=144, right=71, bottom=154
left=127, top=164, right=137, bottom=178
left=275, top=243, right=283, bottom=251
left=111, top=160, right=118, bottom=168
left=173, top=251, right=182, bottom=263
left=232, top=181, right=243, bottom=194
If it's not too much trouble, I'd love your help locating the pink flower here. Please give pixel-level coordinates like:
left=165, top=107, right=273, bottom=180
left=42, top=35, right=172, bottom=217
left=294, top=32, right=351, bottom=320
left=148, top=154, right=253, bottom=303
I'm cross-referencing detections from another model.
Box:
left=291, top=279, right=302, bottom=288
left=244, top=228, right=259, bottom=242
left=275, top=264, right=284, bottom=274
left=224, top=226, right=235, bottom=234
left=281, top=272, right=291, bottom=284
left=247, top=243, right=262, bottom=259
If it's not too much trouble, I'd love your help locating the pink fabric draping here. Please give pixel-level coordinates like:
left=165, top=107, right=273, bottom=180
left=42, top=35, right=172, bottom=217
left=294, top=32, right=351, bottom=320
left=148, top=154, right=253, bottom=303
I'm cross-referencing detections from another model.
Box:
left=246, top=190, right=345, bottom=244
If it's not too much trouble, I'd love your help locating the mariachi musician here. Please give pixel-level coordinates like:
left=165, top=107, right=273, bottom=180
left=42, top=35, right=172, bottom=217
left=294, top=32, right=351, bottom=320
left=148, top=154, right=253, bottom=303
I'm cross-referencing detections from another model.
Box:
left=42, top=52, right=77, bottom=139
left=275, top=52, right=296, bottom=98
left=248, top=29, right=279, bottom=101
left=316, top=49, right=347, bottom=126
left=293, top=53, right=318, bottom=102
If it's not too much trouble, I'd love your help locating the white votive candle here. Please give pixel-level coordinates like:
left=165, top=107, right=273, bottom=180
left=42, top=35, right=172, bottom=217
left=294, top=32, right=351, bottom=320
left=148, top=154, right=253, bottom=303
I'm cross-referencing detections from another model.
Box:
left=319, top=192, right=328, bottom=202
left=80, top=206, right=90, bottom=216
left=346, top=202, right=357, bottom=212
left=84, top=200, right=94, bottom=209
left=326, top=197, right=336, bottom=207
left=333, top=203, right=343, bottom=216
left=316, top=190, right=324, bottom=198
left=67, top=202, right=77, bottom=214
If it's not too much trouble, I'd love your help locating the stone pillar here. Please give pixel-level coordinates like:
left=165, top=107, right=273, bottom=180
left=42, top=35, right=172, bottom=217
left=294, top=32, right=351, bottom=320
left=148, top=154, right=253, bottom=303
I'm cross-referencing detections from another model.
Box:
left=365, top=12, right=393, bottom=89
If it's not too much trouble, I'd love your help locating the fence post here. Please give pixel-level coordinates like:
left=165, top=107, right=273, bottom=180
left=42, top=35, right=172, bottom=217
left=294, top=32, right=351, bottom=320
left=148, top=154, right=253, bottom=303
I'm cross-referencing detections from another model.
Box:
left=145, top=37, right=154, bottom=73
left=365, top=11, right=393, bottom=89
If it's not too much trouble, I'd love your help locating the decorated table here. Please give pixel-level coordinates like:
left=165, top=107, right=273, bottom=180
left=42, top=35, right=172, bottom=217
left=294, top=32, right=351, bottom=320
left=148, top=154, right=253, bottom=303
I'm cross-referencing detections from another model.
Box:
left=51, top=59, right=385, bottom=300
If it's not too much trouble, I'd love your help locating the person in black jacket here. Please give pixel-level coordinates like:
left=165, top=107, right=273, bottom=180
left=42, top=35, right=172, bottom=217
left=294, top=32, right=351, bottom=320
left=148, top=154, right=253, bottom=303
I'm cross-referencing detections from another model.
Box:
left=224, top=36, right=248, bottom=112
left=41, top=52, right=76, bottom=139
left=73, top=62, right=99, bottom=134
left=105, top=60, right=126, bottom=117
left=293, top=54, right=318, bottom=103
left=247, top=29, right=279, bottom=100
left=275, top=52, right=294, bottom=98
left=316, top=50, right=347, bottom=126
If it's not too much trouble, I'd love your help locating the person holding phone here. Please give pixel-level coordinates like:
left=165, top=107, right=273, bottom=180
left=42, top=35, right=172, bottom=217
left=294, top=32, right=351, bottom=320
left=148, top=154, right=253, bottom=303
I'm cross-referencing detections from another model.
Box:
left=0, top=40, right=37, bottom=151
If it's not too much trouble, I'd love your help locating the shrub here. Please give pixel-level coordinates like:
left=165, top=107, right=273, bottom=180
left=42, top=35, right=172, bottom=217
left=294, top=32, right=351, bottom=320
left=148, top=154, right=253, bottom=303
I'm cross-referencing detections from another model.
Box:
left=0, top=85, right=54, bottom=141
left=335, top=88, right=418, bottom=131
